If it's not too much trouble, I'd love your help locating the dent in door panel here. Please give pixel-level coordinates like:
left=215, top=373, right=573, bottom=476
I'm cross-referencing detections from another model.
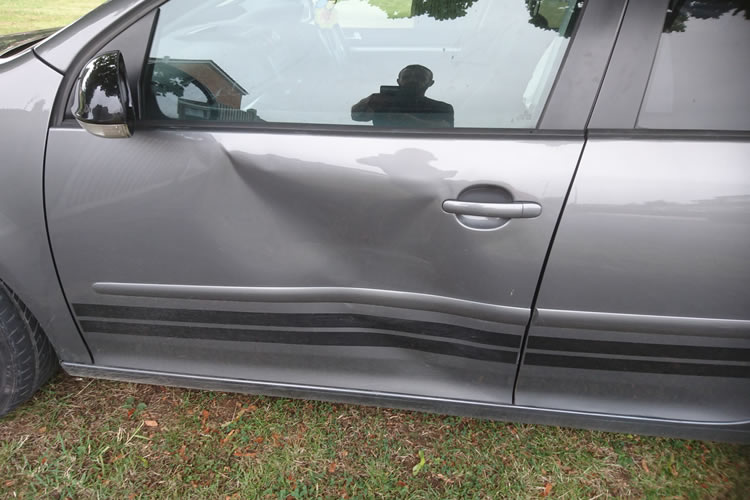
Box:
left=46, top=130, right=583, bottom=307
left=45, top=127, right=583, bottom=403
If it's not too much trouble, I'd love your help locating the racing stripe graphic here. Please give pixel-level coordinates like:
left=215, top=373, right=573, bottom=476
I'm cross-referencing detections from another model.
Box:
left=73, top=304, right=521, bottom=363
left=524, top=336, right=750, bottom=378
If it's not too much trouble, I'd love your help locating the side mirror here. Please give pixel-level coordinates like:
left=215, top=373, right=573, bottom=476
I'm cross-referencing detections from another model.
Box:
left=71, top=51, right=133, bottom=138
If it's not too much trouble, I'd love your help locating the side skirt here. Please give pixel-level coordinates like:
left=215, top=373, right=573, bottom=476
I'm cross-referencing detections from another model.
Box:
left=61, top=362, right=750, bottom=444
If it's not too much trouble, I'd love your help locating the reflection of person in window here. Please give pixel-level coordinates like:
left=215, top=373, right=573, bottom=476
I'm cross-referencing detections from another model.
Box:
left=351, top=65, right=454, bottom=128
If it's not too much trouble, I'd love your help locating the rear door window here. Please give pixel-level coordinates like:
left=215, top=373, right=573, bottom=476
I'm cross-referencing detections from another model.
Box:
left=638, top=0, right=750, bottom=131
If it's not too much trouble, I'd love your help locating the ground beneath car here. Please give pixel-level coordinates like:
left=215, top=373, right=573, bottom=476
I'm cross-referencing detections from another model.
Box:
left=0, top=373, right=747, bottom=498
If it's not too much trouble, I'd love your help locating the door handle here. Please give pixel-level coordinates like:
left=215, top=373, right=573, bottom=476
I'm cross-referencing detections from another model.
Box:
left=442, top=200, right=542, bottom=219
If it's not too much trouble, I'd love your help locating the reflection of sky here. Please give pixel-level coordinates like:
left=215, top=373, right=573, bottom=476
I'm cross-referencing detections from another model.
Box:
left=150, top=0, right=571, bottom=128
left=640, top=12, right=750, bottom=130
left=572, top=141, right=750, bottom=206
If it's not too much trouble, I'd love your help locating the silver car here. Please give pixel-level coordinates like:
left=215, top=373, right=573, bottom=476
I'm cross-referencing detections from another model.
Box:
left=0, top=0, right=748, bottom=442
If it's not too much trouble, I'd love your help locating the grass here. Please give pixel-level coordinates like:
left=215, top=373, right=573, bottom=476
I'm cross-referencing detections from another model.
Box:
left=1, top=0, right=749, bottom=497
left=0, top=0, right=106, bottom=36
left=1, top=373, right=748, bottom=498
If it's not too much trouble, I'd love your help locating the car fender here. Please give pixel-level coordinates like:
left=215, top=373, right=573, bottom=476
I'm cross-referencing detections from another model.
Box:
left=0, top=51, right=91, bottom=363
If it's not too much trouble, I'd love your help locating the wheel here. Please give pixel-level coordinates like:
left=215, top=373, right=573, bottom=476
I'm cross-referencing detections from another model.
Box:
left=0, top=284, right=58, bottom=417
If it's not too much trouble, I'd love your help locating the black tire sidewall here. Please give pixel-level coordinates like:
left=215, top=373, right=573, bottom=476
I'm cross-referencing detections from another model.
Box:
left=0, top=286, right=56, bottom=417
left=0, top=307, right=19, bottom=416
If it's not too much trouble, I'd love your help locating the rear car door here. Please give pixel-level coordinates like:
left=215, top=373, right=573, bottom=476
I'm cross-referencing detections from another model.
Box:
left=43, top=0, right=623, bottom=405
left=516, top=0, right=750, bottom=425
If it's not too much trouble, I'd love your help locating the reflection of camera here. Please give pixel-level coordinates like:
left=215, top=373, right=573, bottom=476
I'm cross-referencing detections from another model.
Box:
left=380, top=85, right=417, bottom=102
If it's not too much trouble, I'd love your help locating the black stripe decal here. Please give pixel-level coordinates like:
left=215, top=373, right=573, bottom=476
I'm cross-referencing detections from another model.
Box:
left=73, top=304, right=520, bottom=348
left=528, top=336, right=750, bottom=362
left=525, top=353, right=750, bottom=378
left=80, top=320, right=518, bottom=364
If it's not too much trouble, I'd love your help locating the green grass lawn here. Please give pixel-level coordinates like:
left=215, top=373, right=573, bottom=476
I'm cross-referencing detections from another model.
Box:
left=0, top=0, right=106, bottom=35
left=1, top=373, right=748, bottom=498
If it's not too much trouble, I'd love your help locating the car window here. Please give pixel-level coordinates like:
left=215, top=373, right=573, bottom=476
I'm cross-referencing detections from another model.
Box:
left=637, top=0, right=750, bottom=131
left=141, top=0, right=583, bottom=129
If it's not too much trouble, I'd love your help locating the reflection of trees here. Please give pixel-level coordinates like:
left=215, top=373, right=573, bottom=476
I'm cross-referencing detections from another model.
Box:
left=367, top=0, right=582, bottom=33
left=367, top=0, right=748, bottom=35
left=150, top=63, right=194, bottom=99
left=410, top=0, right=478, bottom=20
left=84, top=54, right=120, bottom=105
left=663, top=0, right=749, bottom=33
left=91, top=104, right=114, bottom=122
left=525, top=0, right=581, bottom=38
left=367, top=0, right=477, bottom=20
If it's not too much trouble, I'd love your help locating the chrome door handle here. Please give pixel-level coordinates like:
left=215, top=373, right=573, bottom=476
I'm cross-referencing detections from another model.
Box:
left=442, top=200, right=542, bottom=219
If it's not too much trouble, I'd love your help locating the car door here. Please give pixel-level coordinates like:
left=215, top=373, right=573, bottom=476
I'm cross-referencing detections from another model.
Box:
left=516, top=0, right=750, bottom=423
left=43, top=0, right=623, bottom=405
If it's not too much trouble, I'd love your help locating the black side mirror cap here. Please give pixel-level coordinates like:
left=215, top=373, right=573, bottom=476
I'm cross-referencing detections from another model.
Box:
left=71, top=50, right=133, bottom=138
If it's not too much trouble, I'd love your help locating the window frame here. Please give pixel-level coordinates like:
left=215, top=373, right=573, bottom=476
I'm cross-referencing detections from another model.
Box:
left=588, top=0, right=750, bottom=137
left=634, top=0, right=750, bottom=132
left=54, top=0, right=628, bottom=135
left=588, top=0, right=670, bottom=131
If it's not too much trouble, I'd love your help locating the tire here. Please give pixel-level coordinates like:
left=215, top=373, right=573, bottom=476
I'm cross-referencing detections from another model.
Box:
left=0, top=284, right=58, bottom=417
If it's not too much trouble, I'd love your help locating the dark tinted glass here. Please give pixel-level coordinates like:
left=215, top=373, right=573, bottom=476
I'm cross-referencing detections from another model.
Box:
left=142, top=0, right=583, bottom=129
left=638, top=1, right=750, bottom=131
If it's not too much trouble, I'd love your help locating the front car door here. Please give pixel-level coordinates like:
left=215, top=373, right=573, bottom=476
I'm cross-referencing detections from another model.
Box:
left=43, top=0, right=622, bottom=406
